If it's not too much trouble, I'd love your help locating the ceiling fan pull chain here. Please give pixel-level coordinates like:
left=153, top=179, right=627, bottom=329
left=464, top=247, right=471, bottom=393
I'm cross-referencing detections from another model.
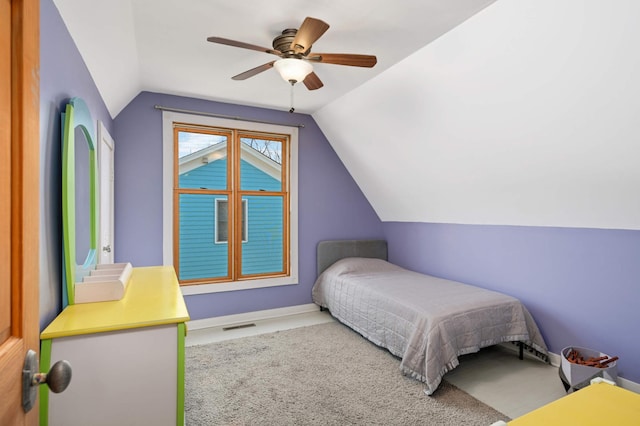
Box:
left=289, top=82, right=295, bottom=113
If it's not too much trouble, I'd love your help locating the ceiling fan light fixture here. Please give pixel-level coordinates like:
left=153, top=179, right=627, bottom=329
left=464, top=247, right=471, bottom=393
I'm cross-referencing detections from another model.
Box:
left=274, top=58, right=313, bottom=84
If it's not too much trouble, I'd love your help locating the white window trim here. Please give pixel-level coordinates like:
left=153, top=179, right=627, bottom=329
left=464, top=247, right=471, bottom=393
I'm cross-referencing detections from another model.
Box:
left=162, top=111, right=299, bottom=295
left=214, top=198, right=228, bottom=244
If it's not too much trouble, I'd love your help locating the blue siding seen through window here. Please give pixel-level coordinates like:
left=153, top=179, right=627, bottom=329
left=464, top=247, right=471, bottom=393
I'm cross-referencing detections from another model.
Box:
left=179, top=157, right=227, bottom=190
left=178, top=193, right=228, bottom=280
left=178, top=161, right=283, bottom=280
left=242, top=195, right=284, bottom=275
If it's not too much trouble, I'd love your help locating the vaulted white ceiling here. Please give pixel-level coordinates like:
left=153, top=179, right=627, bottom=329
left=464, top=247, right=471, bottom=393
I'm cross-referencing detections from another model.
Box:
left=52, top=0, right=496, bottom=118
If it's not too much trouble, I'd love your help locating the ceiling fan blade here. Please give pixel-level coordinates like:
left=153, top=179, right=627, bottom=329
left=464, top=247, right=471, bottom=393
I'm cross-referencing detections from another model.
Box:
left=303, top=72, right=323, bottom=90
left=207, top=37, right=282, bottom=56
left=232, top=61, right=276, bottom=80
left=307, top=53, right=377, bottom=68
left=291, top=17, right=329, bottom=54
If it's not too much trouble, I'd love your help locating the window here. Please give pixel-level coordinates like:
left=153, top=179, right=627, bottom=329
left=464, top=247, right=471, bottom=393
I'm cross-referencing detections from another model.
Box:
left=216, top=199, right=247, bottom=243
left=163, top=112, right=298, bottom=294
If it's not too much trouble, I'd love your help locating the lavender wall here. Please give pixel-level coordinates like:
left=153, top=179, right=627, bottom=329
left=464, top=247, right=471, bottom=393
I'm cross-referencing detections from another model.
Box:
left=39, top=0, right=114, bottom=328
left=113, top=92, right=384, bottom=319
left=42, top=0, right=639, bottom=388
left=383, top=222, right=640, bottom=384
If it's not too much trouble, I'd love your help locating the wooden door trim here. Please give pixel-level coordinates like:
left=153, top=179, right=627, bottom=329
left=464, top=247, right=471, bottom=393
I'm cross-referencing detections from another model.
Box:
left=11, top=0, right=40, bottom=342
left=1, top=0, right=40, bottom=424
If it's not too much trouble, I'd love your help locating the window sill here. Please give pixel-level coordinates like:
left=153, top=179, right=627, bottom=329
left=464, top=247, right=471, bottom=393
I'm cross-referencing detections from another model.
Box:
left=180, top=275, right=298, bottom=295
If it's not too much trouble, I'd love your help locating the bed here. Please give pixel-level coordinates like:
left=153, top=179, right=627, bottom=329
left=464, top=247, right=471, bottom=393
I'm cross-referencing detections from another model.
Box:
left=312, top=239, right=548, bottom=395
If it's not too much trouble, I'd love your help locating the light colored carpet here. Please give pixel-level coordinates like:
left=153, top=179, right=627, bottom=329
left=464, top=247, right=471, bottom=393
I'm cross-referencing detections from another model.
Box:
left=185, top=321, right=510, bottom=425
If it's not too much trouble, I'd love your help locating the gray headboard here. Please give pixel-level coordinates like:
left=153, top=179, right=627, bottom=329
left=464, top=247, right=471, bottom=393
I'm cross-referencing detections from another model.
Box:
left=317, top=239, right=388, bottom=277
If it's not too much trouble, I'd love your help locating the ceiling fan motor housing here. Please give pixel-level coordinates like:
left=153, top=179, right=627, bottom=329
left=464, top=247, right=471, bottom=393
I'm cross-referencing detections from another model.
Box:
left=273, top=29, right=308, bottom=56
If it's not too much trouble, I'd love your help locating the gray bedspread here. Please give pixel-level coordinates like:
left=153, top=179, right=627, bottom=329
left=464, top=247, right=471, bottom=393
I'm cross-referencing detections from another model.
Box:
left=312, top=257, right=548, bottom=395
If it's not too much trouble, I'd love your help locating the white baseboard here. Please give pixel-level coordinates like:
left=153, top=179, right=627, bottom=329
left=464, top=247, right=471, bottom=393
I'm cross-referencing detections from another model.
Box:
left=187, top=303, right=320, bottom=331
left=618, top=376, right=640, bottom=394
left=547, top=350, right=562, bottom=368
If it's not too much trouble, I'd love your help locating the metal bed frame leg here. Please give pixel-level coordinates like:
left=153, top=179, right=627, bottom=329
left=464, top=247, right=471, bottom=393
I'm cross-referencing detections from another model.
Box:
left=519, top=341, right=524, bottom=360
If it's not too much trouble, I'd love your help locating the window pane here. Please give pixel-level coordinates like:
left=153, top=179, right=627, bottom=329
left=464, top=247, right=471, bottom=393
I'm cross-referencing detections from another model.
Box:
left=241, top=195, right=283, bottom=275
left=179, top=193, right=228, bottom=280
left=178, top=131, right=228, bottom=190
left=240, top=137, right=282, bottom=191
left=215, top=199, right=229, bottom=243
left=215, top=199, right=247, bottom=243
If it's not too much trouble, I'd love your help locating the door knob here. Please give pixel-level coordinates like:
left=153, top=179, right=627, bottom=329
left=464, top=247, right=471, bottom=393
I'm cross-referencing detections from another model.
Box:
left=102, top=245, right=111, bottom=252
left=22, top=349, right=72, bottom=412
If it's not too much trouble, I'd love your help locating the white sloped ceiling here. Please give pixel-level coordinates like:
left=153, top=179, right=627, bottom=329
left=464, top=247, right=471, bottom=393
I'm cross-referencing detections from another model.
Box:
left=52, top=0, right=496, bottom=117
left=313, top=0, right=640, bottom=230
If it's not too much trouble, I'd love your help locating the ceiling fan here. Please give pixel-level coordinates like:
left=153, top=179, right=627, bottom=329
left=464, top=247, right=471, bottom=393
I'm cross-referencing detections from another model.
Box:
left=207, top=17, right=377, bottom=91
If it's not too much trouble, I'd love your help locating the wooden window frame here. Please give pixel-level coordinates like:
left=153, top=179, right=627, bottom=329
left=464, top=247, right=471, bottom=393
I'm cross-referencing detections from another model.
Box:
left=165, top=115, right=296, bottom=292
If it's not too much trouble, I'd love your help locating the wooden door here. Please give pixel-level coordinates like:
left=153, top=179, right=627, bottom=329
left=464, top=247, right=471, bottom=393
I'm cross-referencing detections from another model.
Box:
left=0, top=0, right=40, bottom=424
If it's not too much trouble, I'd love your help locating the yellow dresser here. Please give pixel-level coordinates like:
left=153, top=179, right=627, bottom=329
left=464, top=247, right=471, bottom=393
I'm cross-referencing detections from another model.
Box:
left=40, top=266, right=190, bottom=426
left=509, top=381, right=640, bottom=425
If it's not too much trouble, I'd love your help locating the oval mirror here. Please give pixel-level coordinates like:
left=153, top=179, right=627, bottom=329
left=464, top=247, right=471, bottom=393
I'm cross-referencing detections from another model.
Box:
left=61, top=97, right=98, bottom=306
